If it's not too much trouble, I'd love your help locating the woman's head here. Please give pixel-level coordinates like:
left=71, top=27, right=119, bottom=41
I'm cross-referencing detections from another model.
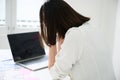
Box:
left=39, top=0, right=90, bottom=46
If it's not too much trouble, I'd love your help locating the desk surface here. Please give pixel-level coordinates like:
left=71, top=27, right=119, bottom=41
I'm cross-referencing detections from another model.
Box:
left=0, top=49, right=52, bottom=80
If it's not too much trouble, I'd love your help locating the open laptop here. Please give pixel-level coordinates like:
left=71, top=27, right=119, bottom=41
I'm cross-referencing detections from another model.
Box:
left=7, top=31, right=48, bottom=71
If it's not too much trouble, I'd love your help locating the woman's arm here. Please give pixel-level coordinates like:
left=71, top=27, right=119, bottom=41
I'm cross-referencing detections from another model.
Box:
left=48, top=38, right=64, bottom=69
left=48, top=45, right=57, bottom=69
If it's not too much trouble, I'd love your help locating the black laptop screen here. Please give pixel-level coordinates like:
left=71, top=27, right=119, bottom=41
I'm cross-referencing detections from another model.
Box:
left=7, top=32, right=45, bottom=62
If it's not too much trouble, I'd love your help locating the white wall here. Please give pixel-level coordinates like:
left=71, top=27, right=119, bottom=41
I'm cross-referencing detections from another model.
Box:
left=113, top=0, right=120, bottom=80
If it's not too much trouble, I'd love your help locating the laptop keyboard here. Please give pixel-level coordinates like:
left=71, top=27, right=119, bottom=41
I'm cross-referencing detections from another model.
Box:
left=18, top=56, right=48, bottom=71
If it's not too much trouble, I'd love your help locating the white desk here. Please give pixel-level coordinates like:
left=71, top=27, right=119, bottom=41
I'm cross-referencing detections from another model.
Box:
left=0, top=49, right=52, bottom=80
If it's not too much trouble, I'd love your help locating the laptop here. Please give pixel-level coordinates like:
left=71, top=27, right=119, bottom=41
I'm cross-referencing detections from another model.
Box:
left=7, top=31, right=48, bottom=71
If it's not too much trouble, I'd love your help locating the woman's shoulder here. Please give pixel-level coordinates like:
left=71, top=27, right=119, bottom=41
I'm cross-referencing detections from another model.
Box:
left=65, top=21, right=91, bottom=36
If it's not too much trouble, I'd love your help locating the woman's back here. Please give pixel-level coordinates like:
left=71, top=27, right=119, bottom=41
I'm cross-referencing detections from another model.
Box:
left=50, top=22, right=116, bottom=80
left=68, top=22, right=116, bottom=80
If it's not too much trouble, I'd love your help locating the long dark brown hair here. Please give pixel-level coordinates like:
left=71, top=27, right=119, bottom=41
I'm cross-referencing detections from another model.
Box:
left=39, top=0, right=90, bottom=46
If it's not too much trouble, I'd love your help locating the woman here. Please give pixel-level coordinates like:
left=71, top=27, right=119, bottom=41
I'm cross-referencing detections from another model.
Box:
left=39, top=0, right=101, bottom=80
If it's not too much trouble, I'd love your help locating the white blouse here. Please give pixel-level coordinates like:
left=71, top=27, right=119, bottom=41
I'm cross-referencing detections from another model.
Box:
left=49, top=22, right=114, bottom=80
